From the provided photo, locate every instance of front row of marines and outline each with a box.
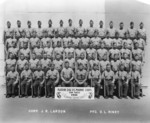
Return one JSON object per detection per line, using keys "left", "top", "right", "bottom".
{"left": 6, "top": 60, "right": 142, "bottom": 99}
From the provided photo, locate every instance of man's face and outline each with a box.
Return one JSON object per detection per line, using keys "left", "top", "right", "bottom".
{"left": 38, "top": 21, "right": 41, "bottom": 27}
{"left": 51, "top": 64, "right": 55, "bottom": 70}
{"left": 38, "top": 65, "right": 41, "bottom": 70}
{"left": 130, "top": 23, "right": 134, "bottom": 28}
{"left": 56, "top": 54, "right": 61, "bottom": 60}
{"left": 99, "top": 21, "right": 103, "bottom": 27}
{"left": 69, "top": 20, "right": 72, "bottom": 26}
{"left": 110, "top": 22, "right": 113, "bottom": 28}
{"left": 101, "top": 43, "right": 105, "bottom": 48}
{"left": 93, "top": 65, "right": 97, "bottom": 70}
{"left": 106, "top": 65, "right": 111, "bottom": 71}
{"left": 65, "top": 62, "right": 69, "bottom": 68}
{"left": 115, "top": 33, "right": 119, "bottom": 38}
{"left": 124, "top": 53, "right": 128, "bottom": 59}
{"left": 120, "top": 23, "right": 124, "bottom": 29}
{"left": 25, "top": 64, "right": 29, "bottom": 70}
{"left": 32, "top": 54, "right": 36, "bottom": 59}
{"left": 37, "top": 41, "right": 41, "bottom": 48}
{"left": 135, "top": 55, "right": 139, "bottom": 61}
{"left": 49, "top": 20, "right": 52, "bottom": 25}
{"left": 60, "top": 21, "right": 63, "bottom": 26}
{"left": 120, "top": 65, "right": 124, "bottom": 71}
{"left": 11, "top": 66, "right": 15, "bottom": 72}
{"left": 20, "top": 54, "right": 24, "bottom": 60}
{"left": 68, "top": 42, "right": 72, "bottom": 48}
{"left": 7, "top": 22, "right": 11, "bottom": 28}
{"left": 103, "top": 55, "right": 107, "bottom": 61}
{"left": 57, "top": 41, "right": 61, "bottom": 47}
{"left": 89, "top": 43, "right": 93, "bottom": 48}
{"left": 90, "top": 21, "right": 93, "bottom": 27}
{"left": 33, "top": 32, "right": 36, "bottom": 37}
{"left": 79, "top": 42, "right": 82, "bottom": 48}
{"left": 43, "top": 32, "right": 46, "bottom": 37}
{"left": 68, "top": 53, "right": 72, "bottom": 59}
{"left": 114, "top": 54, "right": 118, "bottom": 60}
{"left": 140, "top": 23, "right": 143, "bottom": 29}
{"left": 79, "top": 20, "right": 83, "bottom": 26}
{"left": 79, "top": 64, "right": 83, "bottom": 70}
{"left": 80, "top": 53, "right": 84, "bottom": 59}
{"left": 47, "top": 42, "right": 51, "bottom": 47}
{"left": 43, "top": 54, "right": 47, "bottom": 59}
{"left": 23, "top": 43, "right": 28, "bottom": 49}
{"left": 9, "top": 53, "right": 13, "bottom": 59}
{"left": 28, "top": 22, "right": 31, "bottom": 27}
{"left": 126, "top": 33, "right": 129, "bottom": 39}
{"left": 106, "top": 33, "right": 110, "bottom": 38}
{"left": 135, "top": 43, "right": 139, "bottom": 49}
{"left": 17, "top": 21, "right": 21, "bottom": 27}
{"left": 22, "top": 32, "right": 26, "bottom": 37}
{"left": 133, "top": 65, "right": 136, "bottom": 71}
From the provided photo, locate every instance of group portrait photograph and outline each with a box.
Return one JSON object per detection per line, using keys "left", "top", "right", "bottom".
{"left": 0, "top": 0, "right": 150, "bottom": 123}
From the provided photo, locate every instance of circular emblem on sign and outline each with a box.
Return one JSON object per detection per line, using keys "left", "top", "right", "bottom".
{"left": 57, "top": 92, "right": 61, "bottom": 98}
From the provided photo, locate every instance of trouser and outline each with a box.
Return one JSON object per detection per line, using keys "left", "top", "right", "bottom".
{"left": 105, "top": 80, "right": 114, "bottom": 96}
{"left": 118, "top": 79, "right": 128, "bottom": 97}
{"left": 122, "top": 82, "right": 128, "bottom": 97}
{"left": 131, "top": 79, "right": 140, "bottom": 97}
{"left": 62, "top": 81, "right": 73, "bottom": 87}
{"left": 74, "top": 81, "right": 88, "bottom": 87}
{"left": 91, "top": 80, "right": 101, "bottom": 97}
{"left": 33, "top": 79, "right": 44, "bottom": 96}
{"left": 46, "top": 79, "right": 58, "bottom": 96}
{"left": 7, "top": 79, "right": 17, "bottom": 95}
{"left": 20, "top": 80, "right": 31, "bottom": 96}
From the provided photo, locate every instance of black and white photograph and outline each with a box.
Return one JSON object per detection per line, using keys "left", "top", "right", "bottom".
{"left": 0, "top": 0, "right": 150, "bottom": 122}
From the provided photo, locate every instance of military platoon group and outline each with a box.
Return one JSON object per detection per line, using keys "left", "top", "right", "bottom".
{"left": 4, "top": 19, "right": 146, "bottom": 99}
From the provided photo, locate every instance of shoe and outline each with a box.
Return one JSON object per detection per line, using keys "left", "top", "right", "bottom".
{"left": 124, "top": 96, "right": 128, "bottom": 99}
{"left": 46, "top": 95, "right": 50, "bottom": 98}
{"left": 135, "top": 95, "right": 140, "bottom": 99}
{"left": 111, "top": 96, "right": 114, "bottom": 99}
{"left": 19, "top": 95, "right": 23, "bottom": 98}
{"left": 105, "top": 96, "right": 108, "bottom": 99}
{"left": 6, "top": 94, "right": 10, "bottom": 98}
{"left": 32, "top": 95, "right": 36, "bottom": 98}
{"left": 12, "top": 95, "right": 15, "bottom": 98}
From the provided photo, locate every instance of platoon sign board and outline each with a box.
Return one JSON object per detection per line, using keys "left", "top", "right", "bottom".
{"left": 55, "top": 87, "right": 94, "bottom": 100}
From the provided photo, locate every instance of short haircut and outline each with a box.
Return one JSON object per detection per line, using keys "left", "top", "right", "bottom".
{"left": 7, "top": 21, "right": 10, "bottom": 24}
{"left": 68, "top": 19, "right": 72, "bottom": 22}
{"left": 140, "top": 22, "right": 143, "bottom": 25}
{"left": 109, "top": 21, "right": 113, "bottom": 24}
{"left": 130, "top": 21, "right": 134, "bottom": 25}
{"left": 60, "top": 20, "right": 63, "bottom": 23}
{"left": 90, "top": 20, "right": 93, "bottom": 23}
{"left": 38, "top": 20, "right": 41, "bottom": 24}
{"left": 79, "top": 19, "right": 83, "bottom": 22}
